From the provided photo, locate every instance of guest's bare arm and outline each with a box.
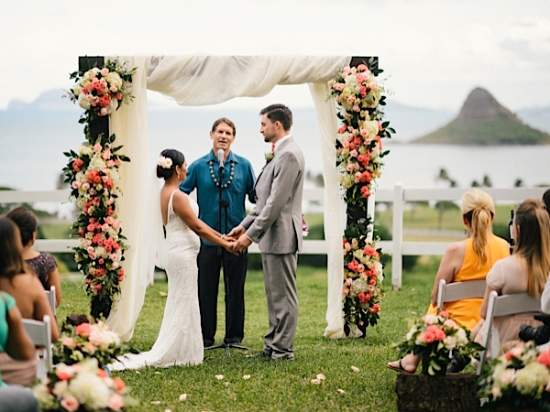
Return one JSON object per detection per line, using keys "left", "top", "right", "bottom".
{"left": 430, "top": 242, "right": 466, "bottom": 306}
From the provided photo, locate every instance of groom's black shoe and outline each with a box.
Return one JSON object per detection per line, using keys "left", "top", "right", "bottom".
{"left": 246, "top": 349, "right": 272, "bottom": 359}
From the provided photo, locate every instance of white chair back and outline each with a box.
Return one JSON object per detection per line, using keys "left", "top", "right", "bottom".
{"left": 44, "top": 286, "right": 56, "bottom": 316}
{"left": 22, "top": 315, "right": 52, "bottom": 381}
{"left": 476, "top": 291, "right": 541, "bottom": 375}
{"left": 436, "top": 279, "right": 487, "bottom": 312}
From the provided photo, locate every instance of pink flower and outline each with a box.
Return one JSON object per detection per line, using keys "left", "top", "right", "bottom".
{"left": 100, "top": 67, "right": 109, "bottom": 76}
{"left": 338, "top": 125, "right": 347, "bottom": 134}
{"left": 82, "top": 182, "right": 90, "bottom": 191}
{"left": 538, "top": 352, "right": 550, "bottom": 367}
{"left": 352, "top": 105, "right": 360, "bottom": 112}
{"left": 60, "top": 395, "right": 79, "bottom": 412}
{"left": 93, "top": 143, "right": 102, "bottom": 152}
{"left": 75, "top": 323, "right": 91, "bottom": 337}
{"left": 424, "top": 325, "right": 446, "bottom": 343}
{"left": 349, "top": 149, "right": 358, "bottom": 158}
{"left": 113, "top": 377, "right": 126, "bottom": 393}
{"left": 107, "top": 394, "right": 125, "bottom": 411}
{"left": 443, "top": 319, "right": 457, "bottom": 328}
{"left": 357, "top": 264, "right": 365, "bottom": 272}
{"left": 360, "top": 186, "right": 370, "bottom": 198}
{"left": 72, "top": 181, "right": 81, "bottom": 189}
{"left": 55, "top": 369, "right": 73, "bottom": 381}
{"left": 88, "top": 330, "right": 104, "bottom": 346}
{"left": 102, "top": 149, "right": 111, "bottom": 160}
{"left": 347, "top": 260, "right": 360, "bottom": 272}
{"left": 62, "top": 337, "right": 76, "bottom": 348}
{"left": 357, "top": 64, "right": 368, "bottom": 72}
{"left": 93, "top": 284, "right": 102, "bottom": 291}
{"left": 439, "top": 311, "right": 450, "bottom": 318}
{"left": 345, "top": 278, "right": 353, "bottom": 287}
{"left": 102, "top": 223, "right": 110, "bottom": 232}
{"left": 370, "top": 303, "right": 380, "bottom": 314}
{"left": 342, "top": 287, "right": 350, "bottom": 296}
{"left": 110, "top": 85, "right": 117, "bottom": 93}
{"left": 363, "top": 245, "right": 379, "bottom": 257}
{"left": 358, "top": 292, "right": 371, "bottom": 304}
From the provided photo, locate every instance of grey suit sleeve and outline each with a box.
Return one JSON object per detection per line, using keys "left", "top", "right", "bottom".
{"left": 245, "top": 151, "right": 300, "bottom": 243}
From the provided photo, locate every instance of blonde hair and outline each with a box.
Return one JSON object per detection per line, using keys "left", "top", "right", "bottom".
{"left": 461, "top": 189, "right": 495, "bottom": 266}
{"left": 514, "top": 199, "right": 550, "bottom": 298}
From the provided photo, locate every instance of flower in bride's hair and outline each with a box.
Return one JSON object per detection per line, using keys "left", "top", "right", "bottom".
{"left": 157, "top": 156, "right": 173, "bottom": 169}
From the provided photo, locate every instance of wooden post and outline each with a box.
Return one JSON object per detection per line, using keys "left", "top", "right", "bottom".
{"left": 78, "top": 56, "right": 109, "bottom": 141}
{"left": 392, "top": 182, "right": 404, "bottom": 290}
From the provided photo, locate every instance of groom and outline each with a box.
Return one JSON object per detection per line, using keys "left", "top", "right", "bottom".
{"left": 231, "top": 104, "right": 305, "bottom": 361}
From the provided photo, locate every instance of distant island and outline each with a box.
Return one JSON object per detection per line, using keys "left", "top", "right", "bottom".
{"left": 413, "top": 87, "right": 550, "bottom": 145}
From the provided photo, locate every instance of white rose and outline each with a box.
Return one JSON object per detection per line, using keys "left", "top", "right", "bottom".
{"left": 105, "top": 72, "right": 123, "bottom": 90}
{"left": 32, "top": 383, "right": 57, "bottom": 410}
{"left": 515, "top": 362, "right": 550, "bottom": 395}
{"left": 78, "top": 93, "right": 91, "bottom": 110}
{"left": 69, "top": 372, "right": 110, "bottom": 409}
{"left": 405, "top": 324, "right": 418, "bottom": 342}
{"left": 79, "top": 144, "right": 94, "bottom": 157}
{"left": 53, "top": 380, "right": 69, "bottom": 397}
{"left": 96, "top": 246, "right": 109, "bottom": 259}
{"left": 89, "top": 154, "right": 107, "bottom": 171}
{"left": 73, "top": 85, "right": 82, "bottom": 96}
{"left": 110, "top": 97, "right": 119, "bottom": 112}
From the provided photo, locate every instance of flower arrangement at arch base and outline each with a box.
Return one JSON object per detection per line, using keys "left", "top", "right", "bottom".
{"left": 64, "top": 59, "right": 136, "bottom": 319}
{"left": 478, "top": 341, "right": 550, "bottom": 411}
{"left": 327, "top": 60, "right": 395, "bottom": 336}
{"left": 395, "top": 311, "right": 483, "bottom": 376}
{"left": 32, "top": 358, "right": 137, "bottom": 412}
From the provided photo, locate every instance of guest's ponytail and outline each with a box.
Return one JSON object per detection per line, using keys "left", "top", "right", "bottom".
{"left": 461, "top": 189, "right": 495, "bottom": 266}
{"left": 515, "top": 199, "right": 550, "bottom": 298}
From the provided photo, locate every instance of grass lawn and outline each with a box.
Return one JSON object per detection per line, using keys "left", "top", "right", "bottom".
{"left": 58, "top": 258, "right": 443, "bottom": 412}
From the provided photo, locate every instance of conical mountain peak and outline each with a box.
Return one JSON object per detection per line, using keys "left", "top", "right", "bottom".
{"left": 456, "top": 87, "right": 521, "bottom": 125}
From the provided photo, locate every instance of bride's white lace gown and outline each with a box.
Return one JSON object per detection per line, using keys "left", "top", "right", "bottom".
{"left": 111, "top": 191, "right": 203, "bottom": 370}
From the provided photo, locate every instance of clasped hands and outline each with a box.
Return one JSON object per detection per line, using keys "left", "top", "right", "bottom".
{"left": 224, "top": 226, "right": 251, "bottom": 254}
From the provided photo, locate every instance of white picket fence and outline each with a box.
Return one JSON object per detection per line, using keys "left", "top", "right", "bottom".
{"left": 1, "top": 185, "right": 546, "bottom": 289}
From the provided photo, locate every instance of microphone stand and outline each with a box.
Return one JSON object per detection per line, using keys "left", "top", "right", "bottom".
{"left": 205, "top": 157, "right": 248, "bottom": 356}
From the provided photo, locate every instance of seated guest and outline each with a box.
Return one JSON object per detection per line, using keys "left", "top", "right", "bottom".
{"left": 0, "top": 217, "right": 59, "bottom": 386}
{"left": 7, "top": 206, "right": 62, "bottom": 306}
{"left": 543, "top": 188, "right": 550, "bottom": 218}
{"left": 0, "top": 290, "right": 38, "bottom": 412}
{"left": 474, "top": 198, "right": 550, "bottom": 349}
{"left": 387, "top": 189, "right": 509, "bottom": 373}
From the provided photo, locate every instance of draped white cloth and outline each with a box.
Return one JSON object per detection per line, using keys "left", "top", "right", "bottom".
{"left": 105, "top": 55, "right": 351, "bottom": 340}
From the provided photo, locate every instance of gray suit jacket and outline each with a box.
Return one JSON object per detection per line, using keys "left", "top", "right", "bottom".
{"left": 241, "top": 137, "right": 305, "bottom": 254}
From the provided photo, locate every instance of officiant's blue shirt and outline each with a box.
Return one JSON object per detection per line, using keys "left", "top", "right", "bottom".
{"left": 180, "top": 150, "right": 256, "bottom": 246}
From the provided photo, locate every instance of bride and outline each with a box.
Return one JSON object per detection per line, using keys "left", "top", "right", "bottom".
{"left": 111, "top": 149, "right": 236, "bottom": 370}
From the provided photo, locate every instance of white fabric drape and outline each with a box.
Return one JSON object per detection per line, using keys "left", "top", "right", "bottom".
{"left": 105, "top": 56, "right": 152, "bottom": 341}
{"left": 106, "top": 55, "right": 351, "bottom": 340}
{"left": 308, "top": 83, "right": 347, "bottom": 339}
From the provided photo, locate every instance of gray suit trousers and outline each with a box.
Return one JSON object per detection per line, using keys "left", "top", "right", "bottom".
{"left": 261, "top": 252, "right": 298, "bottom": 358}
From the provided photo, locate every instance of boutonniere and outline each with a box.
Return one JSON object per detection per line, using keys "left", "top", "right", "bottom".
{"left": 265, "top": 151, "right": 274, "bottom": 163}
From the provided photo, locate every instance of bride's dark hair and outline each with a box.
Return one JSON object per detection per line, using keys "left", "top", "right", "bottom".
{"left": 156, "top": 149, "right": 185, "bottom": 180}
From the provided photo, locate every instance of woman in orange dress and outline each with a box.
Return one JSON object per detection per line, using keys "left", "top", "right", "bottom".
{"left": 387, "top": 188, "right": 509, "bottom": 373}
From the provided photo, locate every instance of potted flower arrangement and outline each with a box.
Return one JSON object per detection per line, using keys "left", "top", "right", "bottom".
{"left": 396, "top": 311, "right": 483, "bottom": 376}
{"left": 478, "top": 341, "right": 550, "bottom": 411}
{"left": 53, "top": 319, "right": 125, "bottom": 368}
{"left": 32, "top": 358, "right": 137, "bottom": 411}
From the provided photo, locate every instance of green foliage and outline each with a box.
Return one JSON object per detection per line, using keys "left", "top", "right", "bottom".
{"left": 416, "top": 119, "right": 550, "bottom": 145}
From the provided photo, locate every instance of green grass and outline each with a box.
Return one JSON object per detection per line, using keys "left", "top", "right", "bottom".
{"left": 58, "top": 260, "right": 441, "bottom": 412}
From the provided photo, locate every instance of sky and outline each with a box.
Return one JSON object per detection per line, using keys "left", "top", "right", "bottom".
{"left": 1, "top": 0, "right": 550, "bottom": 113}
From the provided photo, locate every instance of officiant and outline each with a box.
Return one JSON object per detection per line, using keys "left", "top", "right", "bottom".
{"left": 180, "top": 118, "right": 256, "bottom": 348}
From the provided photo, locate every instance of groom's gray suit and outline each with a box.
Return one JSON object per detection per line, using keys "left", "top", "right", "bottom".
{"left": 240, "top": 136, "right": 305, "bottom": 359}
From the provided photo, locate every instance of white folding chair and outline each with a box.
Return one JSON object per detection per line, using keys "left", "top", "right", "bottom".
{"left": 44, "top": 285, "right": 56, "bottom": 316}
{"left": 22, "top": 315, "right": 52, "bottom": 381}
{"left": 436, "top": 279, "right": 487, "bottom": 312}
{"left": 476, "top": 291, "right": 541, "bottom": 375}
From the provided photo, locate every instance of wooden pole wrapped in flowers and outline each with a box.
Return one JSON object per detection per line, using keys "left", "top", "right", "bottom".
{"left": 63, "top": 58, "right": 136, "bottom": 320}
{"left": 327, "top": 59, "right": 394, "bottom": 337}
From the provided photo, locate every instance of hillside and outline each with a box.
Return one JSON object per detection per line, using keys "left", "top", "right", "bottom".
{"left": 414, "top": 88, "right": 550, "bottom": 145}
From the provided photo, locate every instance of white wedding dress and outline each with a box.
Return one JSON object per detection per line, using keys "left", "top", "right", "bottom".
{"left": 111, "top": 191, "right": 203, "bottom": 370}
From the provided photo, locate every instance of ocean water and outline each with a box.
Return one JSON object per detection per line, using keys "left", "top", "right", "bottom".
{"left": 1, "top": 109, "right": 549, "bottom": 195}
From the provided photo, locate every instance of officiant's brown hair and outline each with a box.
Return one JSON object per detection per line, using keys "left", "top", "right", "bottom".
{"left": 211, "top": 118, "right": 236, "bottom": 137}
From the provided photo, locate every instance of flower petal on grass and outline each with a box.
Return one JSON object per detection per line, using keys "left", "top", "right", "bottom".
{"left": 243, "top": 375, "right": 251, "bottom": 380}
{"left": 351, "top": 366, "right": 360, "bottom": 373}
{"left": 150, "top": 401, "right": 161, "bottom": 405}
{"left": 310, "top": 378, "right": 321, "bottom": 384}
{"left": 179, "top": 394, "right": 187, "bottom": 401}
{"left": 215, "top": 374, "right": 224, "bottom": 380}
{"left": 155, "top": 371, "right": 161, "bottom": 375}
{"left": 159, "top": 291, "right": 168, "bottom": 297}
{"left": 224, "top": 382, "right": 230, "bottom": 386}
{"left": 338, "top": 389, "right": 346, "bottom": 394}
{"left": 316, "top": 374, "right": 326, "bottom": 380}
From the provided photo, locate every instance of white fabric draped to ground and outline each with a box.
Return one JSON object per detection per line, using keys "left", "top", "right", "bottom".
{"left": 105, "top": 55, "right": 352, "bottom": 341}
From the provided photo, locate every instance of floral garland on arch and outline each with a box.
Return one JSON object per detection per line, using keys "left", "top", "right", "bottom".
{"left": 328, "top": 60, "right": 395, "bottom": 336}
{"left": 63, "top": 59, "right": 136, "bottom": 320}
